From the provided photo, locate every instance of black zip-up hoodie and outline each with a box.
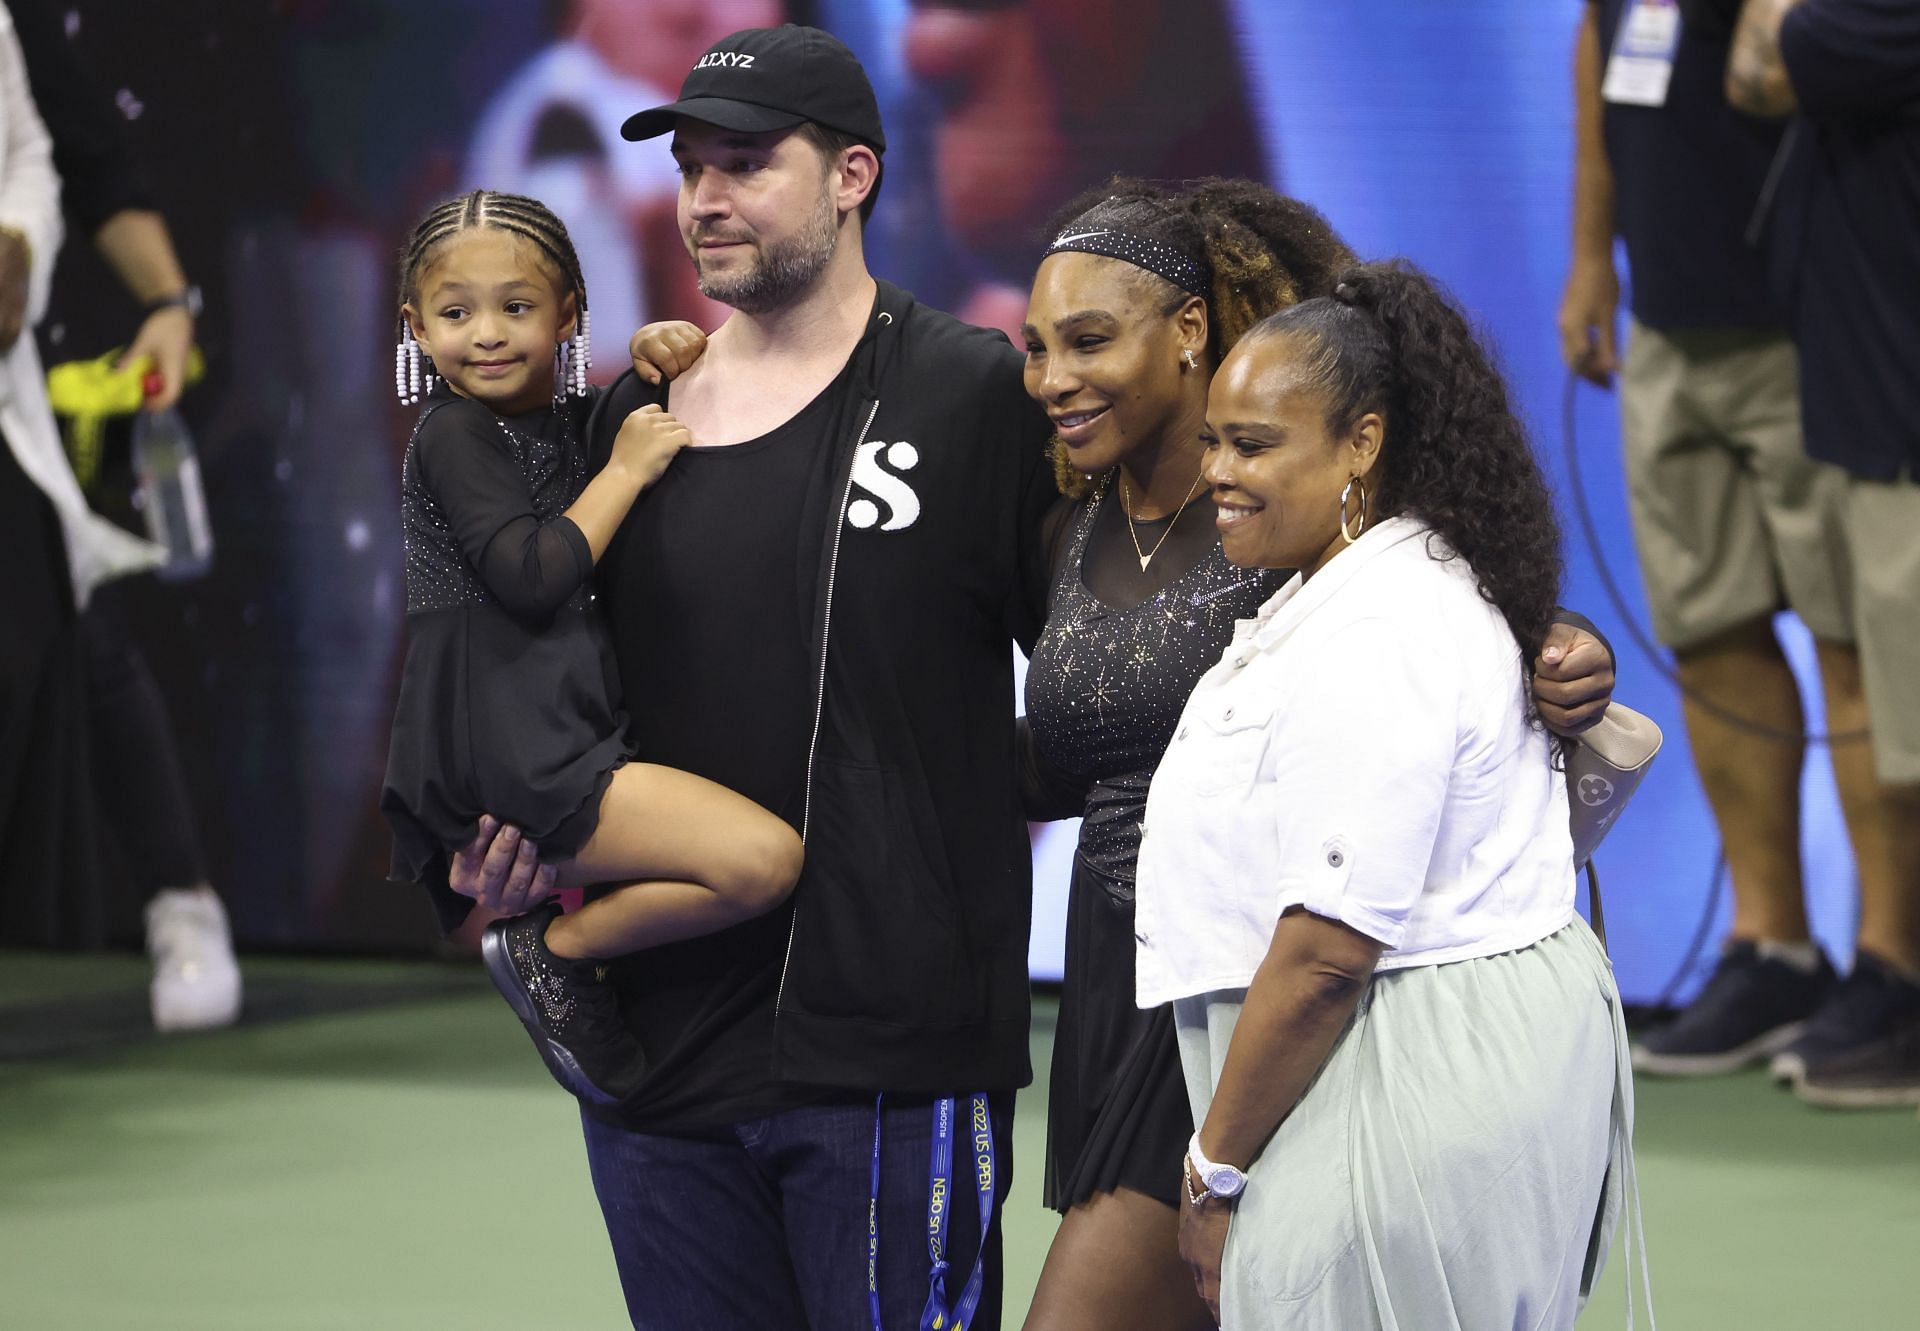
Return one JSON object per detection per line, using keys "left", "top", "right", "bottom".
{"left": 587, "top": 280, "right": 1058, "bottom": 1100}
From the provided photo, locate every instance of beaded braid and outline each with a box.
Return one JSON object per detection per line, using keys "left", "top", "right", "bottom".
{"left": 393, "top": 189, "right": 593, "bottom": 405}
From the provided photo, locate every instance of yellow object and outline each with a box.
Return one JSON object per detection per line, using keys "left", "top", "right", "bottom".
{"left": 46, "top": 345, "right": 205, "bottom": 491}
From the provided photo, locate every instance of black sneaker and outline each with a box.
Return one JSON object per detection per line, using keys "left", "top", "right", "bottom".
{"left": 1782, "top": 952, "right": 1920, "bottom": 1109}
{"left": 481, "top": 903, "right": 645, "bottom": 1105}
{"left": 1632, "top": 940, "right": 1836, "bottom": 1077}
{"left": 1771, "top": 950, "right": 1919, "bottom": 1083}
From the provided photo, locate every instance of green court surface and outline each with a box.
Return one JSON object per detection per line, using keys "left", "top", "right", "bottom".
{"left": 2, "top": 953, "right": 1915, "bottom": 1329}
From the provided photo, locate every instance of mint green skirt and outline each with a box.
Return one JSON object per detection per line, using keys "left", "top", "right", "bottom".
{"left": 1174, "top": 919, "right": 1652, "bottom": 1330}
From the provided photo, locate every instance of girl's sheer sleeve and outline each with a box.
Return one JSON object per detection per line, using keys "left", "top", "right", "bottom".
{"left": 416, "top": 405, "right": 593, "bottom": 620}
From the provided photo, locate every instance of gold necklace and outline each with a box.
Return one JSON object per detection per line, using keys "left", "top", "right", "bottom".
{"left": 1119, "top": 471, "right": 1207, "bottom": 572}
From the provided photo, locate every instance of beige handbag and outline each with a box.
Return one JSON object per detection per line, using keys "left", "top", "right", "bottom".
{"left": 1565, "top": 703, "right": 1664, "bottom": 948}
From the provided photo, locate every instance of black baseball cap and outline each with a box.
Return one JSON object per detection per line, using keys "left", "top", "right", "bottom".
{"left": 620, "top": 25, "right": 886, "bottom": 154}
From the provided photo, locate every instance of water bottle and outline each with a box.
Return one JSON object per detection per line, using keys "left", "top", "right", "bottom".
{"left": 130, "top": 372, "right": 214, "bottom": 581}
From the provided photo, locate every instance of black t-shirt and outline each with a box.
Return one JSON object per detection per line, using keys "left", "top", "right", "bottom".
{"left": 10, "top": 0, "right": 157, "bottom": 233}
{"left": 1594, "top": 0, "right": 1786, "bottom": 330}
{"left": 590, "top": 372, "right": 842, "bottom": 1131}
{"left": 1774, "top": 0, "right": 1920, "bottom": 477}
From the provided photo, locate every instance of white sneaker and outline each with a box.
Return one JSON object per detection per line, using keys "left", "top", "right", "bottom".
{"left": 145, "top": 886, "right": 242, "bottom": 1032}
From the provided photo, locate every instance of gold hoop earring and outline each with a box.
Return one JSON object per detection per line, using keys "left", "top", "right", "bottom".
{"left": 1181, "top": 349, "right": 1198, "bottom": 371}
{"left": 1340, "top": 476, "right": 1368, "bottom": 544}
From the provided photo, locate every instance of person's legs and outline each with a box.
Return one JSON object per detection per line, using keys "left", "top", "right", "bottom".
{"left": 578, "top": 1109, "right": 810, "bottom": 1331}
{"left": 1817, "top": 641, "right": 1920, "bottom": 976}
{"left": 762, "top": 1093, "right": 1012, "bottom": 1331}
{"left": 80, "top": 581, "right": 209, "bottom": 893}
{"left": 0, "top": 436, "right": 106, "bottom": 947}
{"left": 1673, "top": 618, "right": 1810, "bottom": 940}
{"left": 79, "top": 580, "right": 241, "bottom": 1031}
{"left": 547, "top": 761, "right": 804, "bottom": 958}
{"left": 1622, "top": 325, "right": 1817, "bottom": 943}
{"left": 1836, "top": 477, "right": 1920, "bottom": 974}
{"left": 1786, "top": 478, "right": 1920, "bottom": 1106}
{"left": 1620, "top": 326, "right": 1841, "bottom": 1075}
{"left": 1023, "top": 1187, "right": 1212, "bottom": 1331}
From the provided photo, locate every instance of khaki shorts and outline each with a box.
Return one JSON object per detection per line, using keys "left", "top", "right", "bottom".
{"left": 1844, "top": 475, "right": 1920, "bottom": 785}
{"left": 1621, "top": 321, "right": 1853, "bottom": 649}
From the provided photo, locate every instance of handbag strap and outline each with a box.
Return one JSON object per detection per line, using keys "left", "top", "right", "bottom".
{"left": 1586, "top": 860, "right": 1608, "bottom": 955}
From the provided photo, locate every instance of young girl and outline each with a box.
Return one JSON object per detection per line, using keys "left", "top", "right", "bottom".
{"left": 381, "top": 190, "right": 803, "bottom": 1105}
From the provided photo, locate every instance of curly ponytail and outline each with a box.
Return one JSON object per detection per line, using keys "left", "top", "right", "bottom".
{"left": 1245, "top": 261, "right": 1563, "bottom": 663}
{"left": 1184, "top": 179, "right": 1354, "bottom": 354}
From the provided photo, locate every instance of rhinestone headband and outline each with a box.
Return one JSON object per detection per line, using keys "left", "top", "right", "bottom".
{"left": 1043, "top": 225, "right": 1209, "bottom": 299}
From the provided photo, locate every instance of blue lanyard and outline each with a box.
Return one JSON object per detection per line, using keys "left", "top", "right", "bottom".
{"left": 867, "top": 1094, "right": 998, "bottom": 1331}
{"left": 869, "top": 1094, "right": 885, "bottom": 1331}
{"left": 921, "top": 1094, "right": 995, "bottom": 1331}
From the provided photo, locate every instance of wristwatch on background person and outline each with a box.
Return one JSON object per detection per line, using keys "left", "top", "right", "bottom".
{"left": 1184, "top": 1131, "right": 1247, "bottom": 1206}
{"left": 144, "top": 284, "right": 202, "bottom": 319}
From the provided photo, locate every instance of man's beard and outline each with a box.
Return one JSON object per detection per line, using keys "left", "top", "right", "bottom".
{"left": 694, "top": 188, "right": 839, "bottom": 314}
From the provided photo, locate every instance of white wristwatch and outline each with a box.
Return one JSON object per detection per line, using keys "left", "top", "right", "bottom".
{"left": 1184, "top": 1131, "right": 1247, "bottom": 1205}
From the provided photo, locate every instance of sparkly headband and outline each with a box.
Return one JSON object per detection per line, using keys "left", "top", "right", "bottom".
{"left": 1043, "top": 225, "right": 1209, "bottom": 299}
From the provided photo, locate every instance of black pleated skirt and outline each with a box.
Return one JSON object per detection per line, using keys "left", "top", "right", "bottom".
{"left": 1043, "top": 853, "right": 1195, "bottom": 1213}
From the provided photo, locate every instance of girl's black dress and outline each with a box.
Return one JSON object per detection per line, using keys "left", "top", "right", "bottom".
{"left": 1023, "top": 477, "right": 1284, "bottom": 1210}
{"left": 381, "top": 385, "right": 630, "bottom": 899}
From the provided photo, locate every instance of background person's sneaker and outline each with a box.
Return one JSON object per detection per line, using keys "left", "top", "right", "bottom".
{"left": 1632, "top": 940, "right": 1834, "bottom": 1077}
{"left": 481, "top": 903, "right": 644, "bottom": 1105}
{"left": 145, "top": 886, "right": 243, "bottom": 1033}
{"left": 1781, "top": 953, "right": 1920, "bottom": 1108}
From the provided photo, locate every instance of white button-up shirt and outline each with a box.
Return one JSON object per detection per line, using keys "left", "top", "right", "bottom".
{"left": 1135, "top": 516, "right": 1574, "bottom": 1008}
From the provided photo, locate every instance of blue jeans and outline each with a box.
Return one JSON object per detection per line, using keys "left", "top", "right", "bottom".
{"left": 581, "top": 1093, "right": 1013, "bottom": 1331}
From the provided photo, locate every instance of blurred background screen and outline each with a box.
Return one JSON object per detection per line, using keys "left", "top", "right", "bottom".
{"left": 34, "top": 0, "right": 1855, "bottom": 1002}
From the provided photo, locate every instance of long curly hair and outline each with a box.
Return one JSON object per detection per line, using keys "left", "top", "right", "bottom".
{"left": 1244, "top": 261, "right": 1563, "bottom": 664}
{"left": 1039, "top": 177, "right": 1357, "bottom": 496}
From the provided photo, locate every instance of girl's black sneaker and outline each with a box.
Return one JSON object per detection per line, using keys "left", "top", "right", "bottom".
{"left": 481, "top": 902, "right": 645, "bottom": 1105}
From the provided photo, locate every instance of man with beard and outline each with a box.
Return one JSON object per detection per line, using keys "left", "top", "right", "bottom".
{"left": 449, "top": 25, "right": 1057, "bottom": 1330}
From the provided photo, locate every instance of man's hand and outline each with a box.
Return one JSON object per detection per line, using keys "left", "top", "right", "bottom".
{"left": 117, "top": 307, "right": 195, "bottom": 410}
{"left": 1533, "top": 623, "right": 1616, "bottom": 735}
{"left": 630, "top": 320, "right": 708, "bottom": 385}
{"left": 1177, "top": 1183, "right": 1232, "bottom": 1326}
{"left": 449, "top": 814, "right": 557, "bottom": 916}
{"left": 0, "top": 228, "right": 29, "bottom": 354}
{"left": 1557, "top": 257, "right": 1620, "bottom": 388}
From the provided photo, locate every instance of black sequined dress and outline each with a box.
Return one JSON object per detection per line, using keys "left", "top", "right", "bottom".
{"left": 381, "top": 386, "right": 631, "bottom": 897}
{"left": 1024, "top": 476, "right": 1284, "bottom": 1211}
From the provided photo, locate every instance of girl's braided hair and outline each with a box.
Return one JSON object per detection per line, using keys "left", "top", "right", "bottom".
{"left": 397, "top": 189, "right": 588, "bottom": 318}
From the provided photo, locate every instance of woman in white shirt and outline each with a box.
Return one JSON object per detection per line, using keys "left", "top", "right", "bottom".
{"left": 1135, "top": 261, "right": 1646, "bottom": 1329}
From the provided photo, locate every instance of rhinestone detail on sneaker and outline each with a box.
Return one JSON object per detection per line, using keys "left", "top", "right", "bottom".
{"left": 506, "top": 924, "right": 576, "bottom": 1028}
